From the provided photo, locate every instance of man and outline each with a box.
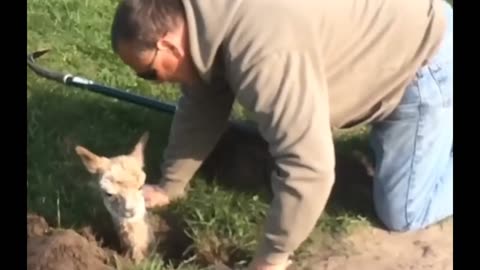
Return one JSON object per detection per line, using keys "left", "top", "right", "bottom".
{"left": 110, "top": 0, "right": 453, "bottom": 269}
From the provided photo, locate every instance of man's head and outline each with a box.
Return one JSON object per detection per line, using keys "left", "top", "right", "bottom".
{"left": 111, "top": 0, "right": 196, "bottom": 84}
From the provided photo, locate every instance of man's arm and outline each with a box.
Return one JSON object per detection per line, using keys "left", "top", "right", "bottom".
{"left": 158, "top": 81, "right": 235, "bottom": 199}
{"left": 231, "top": 51, "right": 336, "bottom": 265}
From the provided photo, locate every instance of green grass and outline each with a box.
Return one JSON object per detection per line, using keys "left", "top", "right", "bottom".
{"left": 27, "top": 0, "right": 375, "bottom": 269}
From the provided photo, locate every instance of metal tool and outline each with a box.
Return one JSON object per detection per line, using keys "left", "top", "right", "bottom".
{"left": 27, "top": 49, "right": 259, "bottom": 136}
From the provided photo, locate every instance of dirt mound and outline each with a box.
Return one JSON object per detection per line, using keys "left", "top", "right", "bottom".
{"left": 27, "top": 213, "right": 114, "bottom": 270}
{"left": 26, "top": 212, "right": 193, "bottom": 270}
{"left": 27, "top": 213, "right": 50, "bottom": 238}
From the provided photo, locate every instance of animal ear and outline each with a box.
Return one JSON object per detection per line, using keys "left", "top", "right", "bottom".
{"left": 130, "top": 131, "right": 149, "bottom": 166}
{"left": 75, "top": 145, "right": 110, "bottom": 174}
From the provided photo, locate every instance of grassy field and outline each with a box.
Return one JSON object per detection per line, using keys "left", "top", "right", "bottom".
{"left": 27, "top": 0, "right": 376, "bottom": 269}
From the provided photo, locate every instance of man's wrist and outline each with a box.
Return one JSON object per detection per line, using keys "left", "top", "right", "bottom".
{"left": 254, "top": 241, "right": 291, "bottom": 266}
{"left": 151, "top": 184, "right": 169, "bottom": 195}
{"left": 157, "top": 179, "right": 187, "bottom": 200}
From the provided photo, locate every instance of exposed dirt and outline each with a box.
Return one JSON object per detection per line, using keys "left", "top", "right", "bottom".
{"left": 27, "top": 212, "right": 192, "bottom": 270}
{"left": 27, "top": 189, "right": 452, "bottom": 270}
{"left": 27, "top": 213, "right": 114, "bottom": 270}
{"left": 292, "top": 219, "right": 453, "bottom": 270}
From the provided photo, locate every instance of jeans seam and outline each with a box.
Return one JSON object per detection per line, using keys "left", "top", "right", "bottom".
{"left": 404, "top": 84, "right": 424, "bottom": 229}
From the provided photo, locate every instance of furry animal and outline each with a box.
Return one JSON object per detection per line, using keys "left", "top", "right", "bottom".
{"left": 75, "top": 132, "right": 154, "bottom": 263}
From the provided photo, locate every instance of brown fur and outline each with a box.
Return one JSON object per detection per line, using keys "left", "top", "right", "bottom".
{"left": 75, "top": 132, "right": 154, "bottom": 263}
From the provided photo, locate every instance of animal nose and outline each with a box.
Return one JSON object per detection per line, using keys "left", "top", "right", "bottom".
{"left": 125, "top": 209, "right": 135, "bottom": 217}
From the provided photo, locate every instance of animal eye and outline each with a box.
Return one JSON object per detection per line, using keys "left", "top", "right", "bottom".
{"left": 103, "top": 191, "right": 113, "bottom": 197}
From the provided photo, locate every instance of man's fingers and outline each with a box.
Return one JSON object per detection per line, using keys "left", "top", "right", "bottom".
{"left": 142, "top": 185, "right": 171, "bottom": 209}
{"left": 144, "top": 197, "right": 153, "bottom": 208}
{"left": 143, "top": 190, "right": 154, "bottom": 208}
{"left": 142, "top": 187, "right": 151, "bottom": 197}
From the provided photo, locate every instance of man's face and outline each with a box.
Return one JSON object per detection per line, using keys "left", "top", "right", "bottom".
{"left": 116, "top": 40, "right": 181, "bottom": 84}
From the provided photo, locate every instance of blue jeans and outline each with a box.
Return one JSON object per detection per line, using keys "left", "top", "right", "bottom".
{"left": 369, "top": 1, "right": 453, "bottom": 231}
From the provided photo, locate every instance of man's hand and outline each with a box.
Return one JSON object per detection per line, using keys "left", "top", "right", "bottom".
{"left": 142, "top": 184, "right": 170, "bottom": 208}
{"left": 248, "top": 258, "right": 292, "bottom": 270}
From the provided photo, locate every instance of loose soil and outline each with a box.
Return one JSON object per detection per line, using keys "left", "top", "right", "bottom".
{"left": 292, "top": 218, "right": 453, "bottom": 270}
{"left": 27, "top": 213, "right": 114, "bottom": 270}
{"left": 27, "top": 212, "right": 452, "bottom": 270}
{"left": 27, "top": 212, "right": 192, "bottom": 270}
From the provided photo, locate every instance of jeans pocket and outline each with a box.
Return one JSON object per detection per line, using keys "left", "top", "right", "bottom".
{"left": 428, "top": 61, "right": 453, "bottom": 108}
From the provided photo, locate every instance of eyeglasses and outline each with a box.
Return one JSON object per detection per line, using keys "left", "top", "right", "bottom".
{"left": 136, "top": 69, "right": 158, "bottom": 81}
{"left": 136, "top": 48, "right": 159, "bottom": 81}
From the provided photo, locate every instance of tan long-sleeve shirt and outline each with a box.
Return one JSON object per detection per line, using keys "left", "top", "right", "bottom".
{"left": 158, "top": 0, "right": 448, "bottom": 264}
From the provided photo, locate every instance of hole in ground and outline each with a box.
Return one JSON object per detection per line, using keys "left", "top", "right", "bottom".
{"left": 81, "top": 209, "right": 194, "bottom": 265}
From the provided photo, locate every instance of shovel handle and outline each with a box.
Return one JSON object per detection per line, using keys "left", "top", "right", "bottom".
{"left": 26, "top": 49, "right": 260, "bottom": 136}
{"left": 27, "top": 49, "right": 178, "bottom": 114}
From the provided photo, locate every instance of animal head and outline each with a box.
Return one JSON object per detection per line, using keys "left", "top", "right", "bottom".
{"left": 75, "top": 132, "right": 150, "bottom": 221}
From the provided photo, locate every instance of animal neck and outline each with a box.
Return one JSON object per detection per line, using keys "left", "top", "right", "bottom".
{"left": 103, "top": 201, "right": 154, "bottom": 258}
{"left": 114, "top": 208, "right": 149, "bottom": 227}
{"left": 111, "top": 207, "right": 154, "bottom": 250}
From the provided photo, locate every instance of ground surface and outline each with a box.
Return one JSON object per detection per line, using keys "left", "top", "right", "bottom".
{"left": 27, "top": 211, "right": 452, "bottom": 270}
{"left": 27, "top": 213, "right": 114, "bottom": 270}
{"left": 27, "top": 0, "right": 453, "bottom": 269}
{"left": 293, "top": 219, "right": 453, "bottom": 270}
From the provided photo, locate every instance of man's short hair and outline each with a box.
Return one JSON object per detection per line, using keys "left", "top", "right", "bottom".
{"left": 111, "top": 0, "right": 185, "bottom": 53}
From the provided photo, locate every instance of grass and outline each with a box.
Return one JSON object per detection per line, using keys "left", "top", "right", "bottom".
{"left": 27, "top": 0, "right": 376, "bottom": 268}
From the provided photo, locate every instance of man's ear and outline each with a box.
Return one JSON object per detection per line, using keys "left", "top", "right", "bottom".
{"left": 156, "top": 33, "right": 184, "bottom": 59}
{"left": 130, "top": 131, "right": 149, "bottom": 166}
{"left": 75, "top": 145, "right": 110, "bottom": 174}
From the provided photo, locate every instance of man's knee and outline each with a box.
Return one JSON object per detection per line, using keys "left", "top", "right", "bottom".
{"left": 374, "top": 195, "right": 433, "bottom": 232}
{"left": 375, "top": 207, "right": 427, "bottom": 232}
{"left": 373, "top": 156, "right": 453, "bottom": 233}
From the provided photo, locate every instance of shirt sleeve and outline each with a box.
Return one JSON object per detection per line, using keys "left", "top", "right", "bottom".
{"left": 158, "top": 81, "right": 235, "bottom": 199}
{"left": 231, "top": 51, "right": 336, "bottom": 265}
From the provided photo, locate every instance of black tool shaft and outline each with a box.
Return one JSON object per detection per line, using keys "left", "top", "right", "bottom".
{"left": 62, "top": 74, "right": 177, "bottom": 114}
{"left": 27, "top": 49, "right": 176, "bottom": 114}
{"left": 27, "top": 49, "right": 260, "bottom": 136}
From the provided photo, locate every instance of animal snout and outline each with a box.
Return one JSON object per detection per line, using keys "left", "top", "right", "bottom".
{"left": 125, "top": 208, "right": 136, "bottom": 217}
